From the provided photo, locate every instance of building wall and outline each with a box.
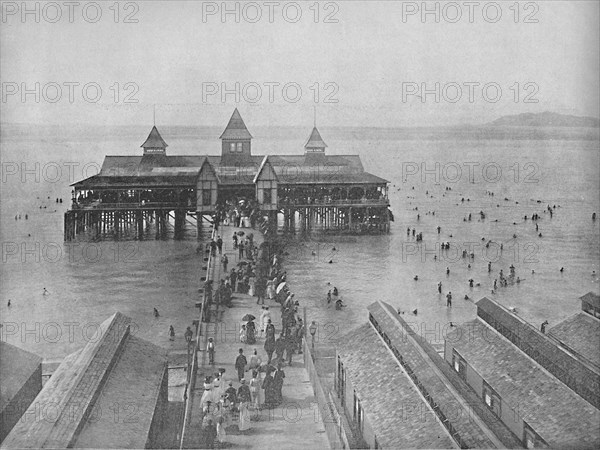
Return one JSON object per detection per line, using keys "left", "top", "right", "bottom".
{"left": 0, "top": 363, "right": 42, "bottom": 443}
{"left": 477, "top": 305, "right": 600, "bottom": 409}
{"left": 221, "top": 140, "right": 251, "bottom": 159}
{"left": 146, "top": 364, "right": 169, "bottom": 449}
{"left": 336, "top": 358, "right": 376, "bottom": 449}
{"left": 256, "top": 180, "right": 278, "bottom": 210}
{"left": 445, "top": 341, "right": 526, "bottom": 446}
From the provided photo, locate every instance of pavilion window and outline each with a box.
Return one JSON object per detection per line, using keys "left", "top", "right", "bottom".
{"left": 237, "top": 142, "right": 243, "bottom": 152}
{"left": 202, "top": 189, "right": 212, "bottom": 206}
{"left": 452, "top": 349, "right": 467, "bottom": 380}
{"left": 230, "top": 143, "right": 236, "bottom": 153}
{"left": 263, "top": 188, "right": 272, "bottom": 204}
{"left": 482, "top": 381, "right": 501, "bottom": 418}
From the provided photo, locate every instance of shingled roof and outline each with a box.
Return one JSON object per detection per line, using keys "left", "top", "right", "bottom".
{"left": 548, "top": 312, "right": 600, "bottom": 369}
{"left": 304, "top": 126, "right": 328, "bottom": 149}
{"left": 447, "top": 318, "right": 600, "bottom": 448}
{"left": 337, "top": 324, "right": 454, "bottom": 449}
{"left": 2, "top": 312, "right": 168, "bottom": 449}
{"left": 140, "top": 125, "right": 168, "bottom": 148}
{"left": 219, "top": 108, "right": 252, "bottom": 140}
{"left": 367, "top": 301, "right": 511, "bottom": 449}
{"left": 581, "top": 292, "right": 600, "bottom": 309}
{"left": 0, "top": 342, "right": 42, "bottom": 415}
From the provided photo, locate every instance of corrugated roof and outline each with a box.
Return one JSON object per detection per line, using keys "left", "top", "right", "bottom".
{"left": 0, "top": 342, "right": 41, "bottom": 414}
{"left": 448, "top": 318, "right": 600, "bottom": 448}
{"left": 2, "top": 312, "right": 168, "bottom": 449}
{"left": 548, "top": 312, "right": 600, "bottom": 369}
{"left": 219, "top": 108, "right": 252, "bottom": 140}
{"left": 140, "top": 126, "right": 168, "bottom": 148}
{"left": 304, "top": 126, "right": 328, "bottom": 149}
{"left": 337, "top": 324, "right": 454, "bottom": 449}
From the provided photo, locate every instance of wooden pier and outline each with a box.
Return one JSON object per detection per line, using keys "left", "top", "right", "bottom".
{"left": 66, "top": 109, "right": 392, "bottom": 241}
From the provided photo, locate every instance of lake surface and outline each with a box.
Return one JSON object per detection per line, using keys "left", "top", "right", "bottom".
{"left": 1, "top": 125, "right": 598, "bottom": 358}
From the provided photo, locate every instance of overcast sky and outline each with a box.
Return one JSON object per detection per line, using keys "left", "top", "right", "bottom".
{"left": 1, "top": 1, "right": 598, "bottom": 127}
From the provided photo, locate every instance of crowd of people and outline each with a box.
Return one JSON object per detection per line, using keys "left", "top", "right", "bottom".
{"left": 197, "top": 224, "right": 307, "bottom": 448}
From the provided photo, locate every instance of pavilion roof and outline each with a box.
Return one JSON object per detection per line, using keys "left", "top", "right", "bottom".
{"left": 140, "top": 126, "right": 168, "bottom": 148}
{"left": 219, "top": 108, "right": 252, "bottom": 140}
{"left": 304, "top": 126, "right": 328, "bottom": 149}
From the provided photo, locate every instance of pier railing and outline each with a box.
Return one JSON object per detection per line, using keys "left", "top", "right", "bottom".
{"left": 304, "top": 339, "right": 352, "bottom": 450}
{"left": 71, "top": 201, "right": 194, "bottom": 210}
{"left": 279, "top": 198, "right": 389, "bottom": 208}
{"left": 179, "top": 222, "right": 216, "bottom": 449}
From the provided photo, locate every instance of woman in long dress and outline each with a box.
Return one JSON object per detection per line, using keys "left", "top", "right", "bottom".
{"left": 249, "top": 370, "right": 262, "bottom": 410}
{"left": 246, "top": 320, "right": 256, "bottom": 345}
{"left": 266, "top": 278, "right": 275, "bottom": 300}
{"left": 248, "top": 274, "right": 256, "bottom": 296}
{"left": 237, "top": 380, "right": 251, "bottom": 432}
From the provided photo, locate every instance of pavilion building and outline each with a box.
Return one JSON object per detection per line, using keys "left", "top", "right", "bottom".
{"left": 66, "top": 109, "right": 391, "bottom": 240}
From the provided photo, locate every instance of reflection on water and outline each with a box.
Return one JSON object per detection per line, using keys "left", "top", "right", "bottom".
{"left": 1, "top": 129, "right": 598, "bottom": 358}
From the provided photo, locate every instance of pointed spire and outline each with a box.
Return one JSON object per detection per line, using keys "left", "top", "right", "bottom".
{"left": 141, "top": 125, "right": 168, "bottom": 154}
{"left": 304, "top": 126, "right": 327, "bottom": 151}
{"left": 220, "top": 108, "right": 252, "bottom": 140}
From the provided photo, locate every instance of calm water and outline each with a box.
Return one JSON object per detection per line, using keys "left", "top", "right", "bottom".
{"left": 1, "top": 125, "right": 599, "bottom": 358}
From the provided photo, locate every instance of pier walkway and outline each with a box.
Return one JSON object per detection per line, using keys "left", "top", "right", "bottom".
{"left": 184, "top": 224, "right": 330, "bottom": 449}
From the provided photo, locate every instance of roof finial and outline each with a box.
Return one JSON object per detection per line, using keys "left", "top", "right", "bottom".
{"left": 153, "top": 104, "right": 156, "bottom": 126}
{"left": 313, "top": 105, "right": 317, "bottom": 127}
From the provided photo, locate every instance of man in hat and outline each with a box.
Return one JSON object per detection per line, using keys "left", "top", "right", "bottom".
{"left": 235, "top": 348, "right": 247, "bottom": 382}
{"left": 224, "top": 381, "right": 237, "bottom": 410}
{"left": 207, "top": 337, "right": 216, "bottom": 365}
{"left": 295, "top": 318, "right": 305, "bottom": 354}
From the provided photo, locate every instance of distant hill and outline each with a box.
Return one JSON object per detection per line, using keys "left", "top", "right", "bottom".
{"left": 489, "top": 112, "right": 599, "bottom": 127}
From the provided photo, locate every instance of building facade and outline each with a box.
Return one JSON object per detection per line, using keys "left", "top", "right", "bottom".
{"left": 444, "top": 297, "right": 600, "bottom": 449}
{"left": 67, "top": 109, "right": 391, "bottom": 240}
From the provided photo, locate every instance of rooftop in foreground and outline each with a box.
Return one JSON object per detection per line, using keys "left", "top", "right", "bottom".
{"left": 1, "top": 312, "right": 168, "bottom": 449}
{"left": 337, "top": 323, "right": 455, "bottom": 449}
{"left": 548, "top": 311, "right": 600, "bottom": 369}
{"left": 447, "top": 317, "right": 600, "bottom": 448}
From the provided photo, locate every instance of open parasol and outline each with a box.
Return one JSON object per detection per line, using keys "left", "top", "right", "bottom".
{"left": 242, "top": 314, "right": 256, "bottom": 322}
{"left": 276, "top": 282, "right": 287, "bottom": 294}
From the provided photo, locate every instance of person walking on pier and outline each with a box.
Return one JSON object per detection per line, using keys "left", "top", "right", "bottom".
{"left": 237, "top": 379, "right": 251, "bottom": 432}
{"left": 235, "top": 348, "right": 247, "bottom": 382}
{"left": 260, "top": 307, "right": 271, "bottom": 337}
{"left": 437, "top": 282, "right": 442, "bottom": 294}
{"left": 250, "top": 370, "right": 262, "bottom": 410}
{"left": 222, "top": 254, "right": 228, "bottom": 272}
{"left": 285, "top": 332, "right": 296, "bottom": 366}
{"left": 296, "top": 318, "right": 305, "bottom": 354}
{"left": 207, "top": 337, "right": 216, "bottom": 365}
{"left": 264, "top": 331, "right": 276, "bottom": 365}
{"left": 238, "top": 240, "right": 245, "bottom": 259}
{"left": 274, "top": 333, "right": 286, "bottom": 366}
{"left": 446, "top": 292, "right": 452, "bottom": 307}
{"left": 210, "top": 239, "right": 217, "bottom": 256}
{"left": 262, "top": 367, "right": 277, "bottom": 408}
{"left": 216, "top": 236, "right": 223, "bottom": 255}
{"left": 230, "top": 269, "right": 237, "bottom": 292}
{"left": 273, "top": 363, "right": 285, "bottom": 404}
